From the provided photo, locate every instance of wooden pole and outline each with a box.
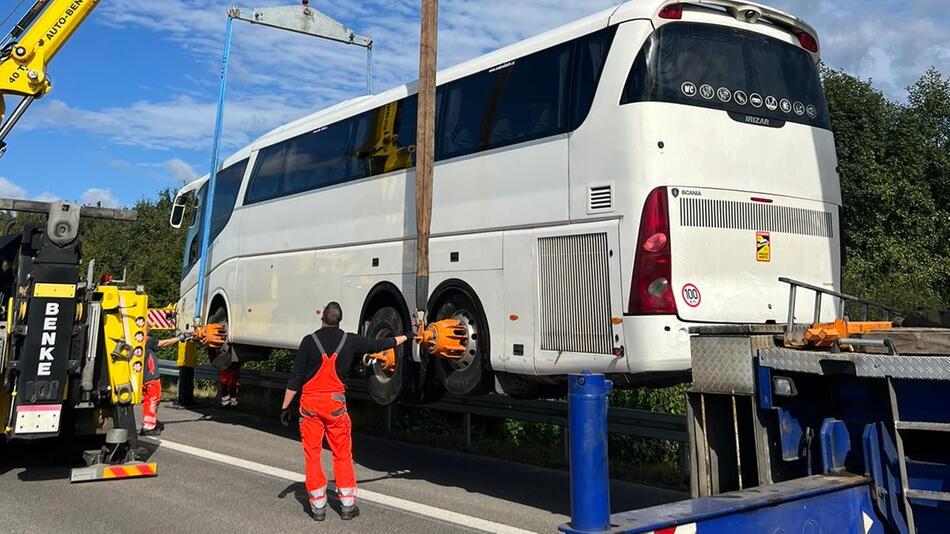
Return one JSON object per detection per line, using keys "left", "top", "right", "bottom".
{"left": 415, "top": 0, "right": 438, "bottom": 315}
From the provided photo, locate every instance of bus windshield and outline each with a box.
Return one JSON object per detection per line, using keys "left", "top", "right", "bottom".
{"left": 622, "top": 22, "right": 830, "bottom": 129}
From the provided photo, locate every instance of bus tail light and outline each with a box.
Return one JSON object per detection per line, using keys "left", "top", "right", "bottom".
{"left": 796, "top": 31, "right": 818, "bottom": 53}
{"left": 628, "top": 187, "right": 676, "bottom": 315}
{"left": 658, "top": 4, "right": 683, "bottom": 20}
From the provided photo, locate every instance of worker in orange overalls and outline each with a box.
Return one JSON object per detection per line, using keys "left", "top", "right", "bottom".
{"left": 141, "top": 325, "right": 188, "bottom": 436}
{"left": 281, "top": 301, "right": 408, "bottom": 521}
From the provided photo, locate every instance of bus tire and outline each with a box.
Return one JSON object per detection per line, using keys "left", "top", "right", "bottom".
{"left": 432, "top": 289, "right": 491, "bottom": 397}
{"left": 366, "top": 306, "right": 409, "bottom": 405}
{"left": 207, "top": 307, "right": 233, "bottom": 371}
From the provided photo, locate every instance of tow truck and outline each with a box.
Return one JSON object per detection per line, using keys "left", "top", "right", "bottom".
{"left": 0, "top": 198, "right": 159, "bottom": 482}
{"left": 561, "top": 279, "right": 950, "bottom": 533}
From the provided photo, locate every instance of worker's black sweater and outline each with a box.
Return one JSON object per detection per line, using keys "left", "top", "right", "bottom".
{"left": 287, "top": 327, "right": 396, "bottom": 391}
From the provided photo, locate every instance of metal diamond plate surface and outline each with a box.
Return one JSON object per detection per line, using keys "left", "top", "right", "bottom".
{"left": 691, "top": 336, "right": 759, "bottom": 394}
{"left": 759, "top": 348, "right": 950, "bottom": 380}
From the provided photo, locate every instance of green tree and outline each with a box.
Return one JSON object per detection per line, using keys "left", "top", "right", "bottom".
{"left": 823, "top": 67, "right": 950, "bottom": 311}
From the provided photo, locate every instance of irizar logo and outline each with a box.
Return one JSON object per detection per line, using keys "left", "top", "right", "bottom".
{"left": 744, "top": 115, "right": 770, "bottom": 126}
{"left": 38, "top": 302, "right": 60, "bottom": 377}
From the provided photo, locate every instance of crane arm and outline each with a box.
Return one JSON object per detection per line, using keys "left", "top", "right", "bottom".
{"left": 0, "top": 0, "right": 100, "bottom": 148}
{"left": 0, "top": 0, "right": 100, "bottom": 98}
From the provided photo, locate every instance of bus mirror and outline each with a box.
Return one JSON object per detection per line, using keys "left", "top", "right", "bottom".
{"left": 169, "top": 202, "right": 186, "bottom": 229}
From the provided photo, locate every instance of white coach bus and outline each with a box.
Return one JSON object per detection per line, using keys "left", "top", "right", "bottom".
{"left": 171, "top": 0, "right": 841, "bottom": 403}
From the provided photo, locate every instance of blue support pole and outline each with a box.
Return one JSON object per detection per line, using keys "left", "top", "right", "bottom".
{"left": 194, "top": 16, "right": 235, "bottom": 322}
{"left": 567, "top": 371, "right": 613, "bottom": 533}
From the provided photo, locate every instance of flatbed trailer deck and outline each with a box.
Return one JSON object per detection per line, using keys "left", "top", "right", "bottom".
{"left": 561, "top": 285, "right": 950, "bottom": 533}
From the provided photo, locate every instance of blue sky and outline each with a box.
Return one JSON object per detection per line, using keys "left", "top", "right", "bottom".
{"left": 1, "top": 0, "right": 947, "bottom": 207}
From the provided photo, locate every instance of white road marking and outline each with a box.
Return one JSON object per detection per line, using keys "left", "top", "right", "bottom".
{"left": 157, "top": 439, "right": 536, "bottom": 534}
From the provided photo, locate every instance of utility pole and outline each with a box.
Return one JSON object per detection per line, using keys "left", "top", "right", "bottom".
{"left": 415, "top": 0, "right": 438, "bottom": 323}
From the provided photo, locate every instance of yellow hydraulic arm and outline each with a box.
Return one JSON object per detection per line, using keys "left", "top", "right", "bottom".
{"left": 0, "top": 0, "right": 101, "bottom": 148}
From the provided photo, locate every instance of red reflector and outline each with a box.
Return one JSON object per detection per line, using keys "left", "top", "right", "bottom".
{"left": 658, "top": 4, "right": 683, "bottom": 19}
{"left": 796, "top": 31, "right": 818, "bottom": 53}
{"left": 751, "top": 197, "right": 773, "bottom": 204}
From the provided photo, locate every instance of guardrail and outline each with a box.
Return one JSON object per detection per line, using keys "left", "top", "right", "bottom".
{"left": 157, "top": 360, "right": 688, "bottom": 446}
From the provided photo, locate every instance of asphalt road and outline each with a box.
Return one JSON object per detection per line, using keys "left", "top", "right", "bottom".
{"left": 0, "top": 403, "right": 686, "bottom": 533}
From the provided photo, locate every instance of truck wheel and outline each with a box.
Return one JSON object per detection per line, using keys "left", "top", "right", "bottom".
{"left": 366, "top": 306, "right": 410, "bottom": 405}
{"left": 207, "top": 307, "right": 233, "bottom": 371}
{"left": 433, "top": 291, "right": 491, "bottom": 397}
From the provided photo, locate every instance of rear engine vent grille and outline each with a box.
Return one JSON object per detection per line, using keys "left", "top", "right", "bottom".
{"left": 679, "top": 198, "right": 833, "bottom": 238}
{"left": 588, "top": 184, "right": 614, "bottom": 214}
{"left": 538, "top": 233, "right": 613, "bottom": 354}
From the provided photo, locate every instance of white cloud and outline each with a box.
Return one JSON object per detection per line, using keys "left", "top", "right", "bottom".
{"left": 770, "top": 0, "right": 950, "bottom": 96}
{"left": 33, "top": 192, "right": 61, "bottom": 202}
{"left": 81, "top": 188, "right": 120, "bottom": 208}
{"left": 166, "top": 158, "right": 200, "bottom": 184}
{"left": 0, "top": 177, "right": 27, "bottom": 199}
{"left": 21, "top": 94, "right": 314, "bottom": 151}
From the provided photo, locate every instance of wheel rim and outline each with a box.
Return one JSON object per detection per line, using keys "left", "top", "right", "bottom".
{"left": 447, "top": 309, "right": 479, "bottom": 371}
{"left": 372, "top": 326, "right": 396, "bottom": 383}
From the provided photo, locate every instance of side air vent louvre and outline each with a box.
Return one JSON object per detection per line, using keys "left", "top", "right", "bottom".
{"left": 588, "top": 184, "right": 614, "bottom": 214}
{"left": 538, "top": 233, "right": 613, "bottom": 354}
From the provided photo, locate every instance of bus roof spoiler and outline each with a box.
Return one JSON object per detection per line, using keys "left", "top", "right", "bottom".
{"left": 654, "top": 0, "right": 820, "bottom": 57}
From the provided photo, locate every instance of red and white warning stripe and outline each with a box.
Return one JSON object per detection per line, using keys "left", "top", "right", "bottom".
{"left": 70, "top": 462, "right": 158, "bottom": 483}
{"left": 653, "top": 524, "right": 697, "bottom": 534}
{"left": 148, "top": 309, "right": 176, "bottom": 330}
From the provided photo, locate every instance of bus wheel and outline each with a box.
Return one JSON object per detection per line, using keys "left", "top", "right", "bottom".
{"left": 366, "top": 306, "right": 409, "bottom": 405}
{"left": 432, "top": 291, "right": 490, "bottom": 397}
{"left": 207, "top": 307, "right": 233, "bottom": 370}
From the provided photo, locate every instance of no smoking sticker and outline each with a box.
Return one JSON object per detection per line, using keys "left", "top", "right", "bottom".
{"left": 682, "top": 284, "right": 702, "bottom": 308}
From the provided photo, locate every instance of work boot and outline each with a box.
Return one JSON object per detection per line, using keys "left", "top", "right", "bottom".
{"left": 340, "top": 505, "right": 360, "bottom": 521}
{"left": 311, "top": 506, "right": 326, "bottom": 522}
{"left": 309, "top": 487, "right": 328, "bottom": 521}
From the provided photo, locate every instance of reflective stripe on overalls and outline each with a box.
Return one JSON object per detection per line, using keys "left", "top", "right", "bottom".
{"left": 300, "top": 333, "right": 357, "bottom": 508}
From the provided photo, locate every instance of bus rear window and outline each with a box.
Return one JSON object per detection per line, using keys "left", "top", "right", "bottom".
{"left": 621, "top": 22, "right": 830, "bottom": 129}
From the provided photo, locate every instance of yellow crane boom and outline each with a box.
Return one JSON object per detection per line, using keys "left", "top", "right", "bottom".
{"left": 0, "top": 0, "right": 101, "bottom": 149}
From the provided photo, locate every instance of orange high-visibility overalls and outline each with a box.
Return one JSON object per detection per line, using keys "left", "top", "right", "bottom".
{"left": 300, "top": 333, "right": 357, "bottom": 509}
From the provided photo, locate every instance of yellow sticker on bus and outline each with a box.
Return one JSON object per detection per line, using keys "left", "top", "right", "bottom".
{"left": 756, "top": 232, "right": 771, "bottom": 263}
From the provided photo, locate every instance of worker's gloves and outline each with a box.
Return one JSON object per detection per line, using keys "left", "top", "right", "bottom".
{"left": 177, "top": 333, "right": 189, "bottom": 342}
{"left": 280, "top": 408, "right": 296, "bottom": 427}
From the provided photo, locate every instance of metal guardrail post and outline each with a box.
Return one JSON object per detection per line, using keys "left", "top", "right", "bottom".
{"left": 567, "top": 371, "right": 612, "bottom": 533}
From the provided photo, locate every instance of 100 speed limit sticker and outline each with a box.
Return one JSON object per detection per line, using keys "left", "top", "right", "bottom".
{"left": 682, "top": 284, "right": 702, "bottom": 307}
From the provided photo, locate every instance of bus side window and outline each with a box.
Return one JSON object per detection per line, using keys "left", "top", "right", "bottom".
{"left": 209, "top": 159, "right": 248, "bottom": 241}
{"left": 246, "top": 144, "right": 286, "bottom": 204}
{"left": 281, "top": 120, "right": 353, "bottom": 192}
{"left": 570, "top": 27, "right": 617, "bottom": 129}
